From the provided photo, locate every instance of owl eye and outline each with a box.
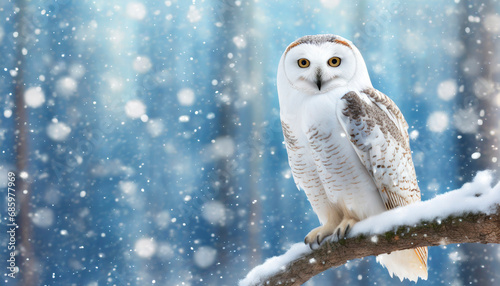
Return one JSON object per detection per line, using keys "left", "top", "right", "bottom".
{"left": 297, "top": 58, "right": 310, "bottom": 68}
{"left": 328, "top": 57, "right": 341, "bottom": 67}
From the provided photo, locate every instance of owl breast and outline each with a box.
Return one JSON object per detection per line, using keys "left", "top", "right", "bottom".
{"left": 281, "top": 93, "right": 386, "bottom": 223}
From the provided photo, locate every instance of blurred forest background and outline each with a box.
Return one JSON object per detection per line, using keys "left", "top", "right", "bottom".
{"left": 1, "top": 0, "right": 499, "bottom": 285}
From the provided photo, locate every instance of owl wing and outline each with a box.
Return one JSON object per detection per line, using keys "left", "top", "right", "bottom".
{"left": 336, "top": 88, "right": 421, "bottom": 210}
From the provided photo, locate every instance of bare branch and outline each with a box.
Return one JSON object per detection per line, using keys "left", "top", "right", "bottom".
{"left": 244, "top": 206, "right": 500, "bottom": 286}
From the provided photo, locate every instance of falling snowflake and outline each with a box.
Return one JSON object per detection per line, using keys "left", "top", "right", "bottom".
{"left": 483, "top": 14, "right": 500, "bottom": 33}
{"left": 133, "top": 56, "right": 152, "bottom": 74}
{"left": 125, "top": 99, "right": 147, "bottom": 119}
{"left": 233, "top": 35, "right": 247, "bottom": 49}
{"left": 56, "top": 77, "right": 78, "bottom": 97}
{"left": 147, "top": 119, "right": 165, "bottom": 137}
{"left": 202, "top": 201, "right": 227, "bottom": 226}
{"left": 134, "top": 238, "right": 157, "bottom": 258}
{"left": 453, "top": 107, "right": 479, "bottom": 134}
{"left": 24, "top": 86, "right": 45, "bottom": 108}
{"left": 32, "top": 208, "right": 55, "bottom": 228}
{"left": 177, "top": 88, "right": 196, "bottom": 106}
{"left": 194, "top": 246, "right": 217, "bottom": 268}
{"left": 320, "top": 0, "right": 341, "bottom": 8}
{"left": 127, "top": 2, "right": 147, "bottom": 20}
{"left": 47, "top": 121, "right": 72, "bottom": 141}
{"left": 187, "top": 5, "right": 202, "bottom": 23}
{"left": 437, "top": 79, "right": 457, "bottom": 101}
{"left": 427, "top": 111, "right": 449, "bottom": 133}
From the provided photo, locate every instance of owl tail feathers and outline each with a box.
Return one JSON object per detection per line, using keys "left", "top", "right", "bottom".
{"left": 376, "top": 247, "right": 428, "bottom": 282}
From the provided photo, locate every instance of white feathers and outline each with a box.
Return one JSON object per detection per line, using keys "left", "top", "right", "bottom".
{"left": 277, "top": 34, "right": 427, "bottom": 282}
{"left": 377, "top": 249, "right": 428, "bottom": 282}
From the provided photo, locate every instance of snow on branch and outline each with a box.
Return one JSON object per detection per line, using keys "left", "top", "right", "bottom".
{"left": 240, "top": 171, "right": 500, "bottom": 286}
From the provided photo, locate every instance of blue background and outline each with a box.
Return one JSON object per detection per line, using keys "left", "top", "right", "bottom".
{"left": 1, "top": 0, "right": 499, "bottom": 285}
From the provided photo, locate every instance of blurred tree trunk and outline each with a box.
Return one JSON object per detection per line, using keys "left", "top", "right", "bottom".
{"left": 214, "top": 4, "right": 237, "bottom": 273}
{"left": 213, "top": 0, "right": 263, "bottom": 278}
{"left": 240, "top": 5, "right": 264, "bottom": 269}
{"left": 456, "top": 0, "right": 500, "bottom": 284}
{"left": 13, "top": 1, "right": 37, "bottom": 285}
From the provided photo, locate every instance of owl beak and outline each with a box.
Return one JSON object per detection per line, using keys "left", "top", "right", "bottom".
{"left": 315, "top": 69, "right": 322, "bottom": 90}
{"left": 316, "top": 78, "right": 322, "bottom": 90}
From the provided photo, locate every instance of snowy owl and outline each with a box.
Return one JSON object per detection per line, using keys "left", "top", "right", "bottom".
{"left": 277, "top": 34, "right": 428, "bottom": 282}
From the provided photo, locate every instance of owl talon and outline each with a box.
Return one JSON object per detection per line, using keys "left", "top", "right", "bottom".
{"left": 345, "top": 224, "right": 351, "bottom": 237}
{"left": 334, "top": 218, "right": 358, "bottom": 240}
{"left": 304, "top": 223, "right": 337, "bottom": 248}
{"left": 305, "top": 218, "right": 358, "bottom": 247}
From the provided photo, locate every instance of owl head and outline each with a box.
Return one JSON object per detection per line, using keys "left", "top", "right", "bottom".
{"left": 278, "top": 35, "right": 372, "bottom": 96}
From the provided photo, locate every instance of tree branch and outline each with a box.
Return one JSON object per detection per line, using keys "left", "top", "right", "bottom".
{"left": 240, "top": 173, "right": 500, "bottom": 286}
